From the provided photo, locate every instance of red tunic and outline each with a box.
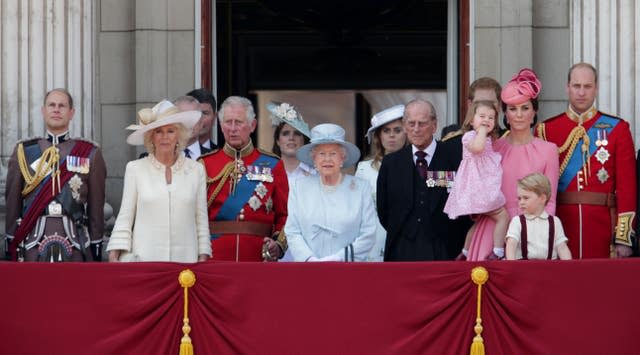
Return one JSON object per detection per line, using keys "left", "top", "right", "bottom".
{"left": 200, "top": 143, "right": 288, "bottom": 261}
{"left": 536, "top": 109, "right": 636, "bottom": 258}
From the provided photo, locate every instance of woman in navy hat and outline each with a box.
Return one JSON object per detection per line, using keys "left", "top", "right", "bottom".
{"left": 355, "top": 105, "right": 407, "bottom": 261}
{"left": 285, "top": 123, "right": 376, "bottom": 261}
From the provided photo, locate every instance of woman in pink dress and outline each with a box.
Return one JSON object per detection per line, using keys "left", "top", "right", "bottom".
{"left": 467, "top": 68, "right": 560, "bottom": 261}
{"left": 444, "top": 100, "right": 509, "bottom": 259}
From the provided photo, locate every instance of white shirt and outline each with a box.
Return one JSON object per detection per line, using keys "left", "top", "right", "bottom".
{"left": 286, "top": 162, "right": 316, "bottom": 183}
{"left": 185, "top": 141, "right": 202, "bottom": 160}
{"left": 411, "top": 139, "right": 437, "bottom": 166}
{"left": 506, "top": 211, "right": 568, "bottom": 260}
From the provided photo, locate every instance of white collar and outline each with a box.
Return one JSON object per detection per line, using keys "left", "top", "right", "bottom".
{"left": 412, "top": 139, "right": 437, "bottom": 158}
{"left": 523, "top": 211, "right": 549, "bottom": 220}
{"left": 185, "top": 141, "right": 202, "bottom": 159}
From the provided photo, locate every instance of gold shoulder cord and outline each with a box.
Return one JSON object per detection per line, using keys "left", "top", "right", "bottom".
{"left": 557, "top": 126, "right": 590, "bottom": 179}
{"left": 535, "top": 123, "right": 546, "bottom": 141}
{"left": 17, "top": 143, "right": 60, "bottom": 196}
{"left": 205, "top": 161, "right": 235, "bottom": 207}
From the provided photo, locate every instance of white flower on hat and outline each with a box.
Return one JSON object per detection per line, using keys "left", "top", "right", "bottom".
{"left": 271, "top": 103, "right": 300, "bottom": 125}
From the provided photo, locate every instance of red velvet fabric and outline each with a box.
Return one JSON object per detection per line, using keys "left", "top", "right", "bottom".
{"left": 1, "top": 259, "right": 639, "bottom": 355}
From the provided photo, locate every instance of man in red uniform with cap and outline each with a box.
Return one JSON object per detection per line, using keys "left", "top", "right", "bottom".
{"left": 536, "top": 62, "right": 636, "bottom": 258}
{"left": 199, "top": 96, "right": 288, "bottom": 261}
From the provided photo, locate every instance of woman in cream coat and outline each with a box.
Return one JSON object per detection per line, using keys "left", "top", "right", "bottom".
{"left": 355, "top": 105, "right": 407, "bottom": 261}
{"left": 107, "top": 100, "right": 211, "bottom": 262}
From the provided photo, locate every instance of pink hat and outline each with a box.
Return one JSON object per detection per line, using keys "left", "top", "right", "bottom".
{"left": 500, "top": 68, "right": 542, "bottom": 105}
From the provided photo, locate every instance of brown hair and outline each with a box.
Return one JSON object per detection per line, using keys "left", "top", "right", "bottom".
{"left": 44, "top": 88, "right": 74, "bottom": 109}
{"left": 461, "top": 100, "right": 500, "bottom": 139}
{"left": 568, "top": 62, "right": 598, "bottom": 84}
{"left": 271, "top": 122, "right": 310, "bottom": 157}
{"left": 517, "top": 173, "right": 551, "bottom": 205}
{"left": 468, "top": 77, "right": 502, "bottom": 102}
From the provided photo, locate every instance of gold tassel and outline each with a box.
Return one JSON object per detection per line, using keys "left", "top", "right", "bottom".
{"left": 470, "top": 266, "right": 489, "bottom": 355}
{"left": 179, "top": 269, "right": 196, "bottom": 355}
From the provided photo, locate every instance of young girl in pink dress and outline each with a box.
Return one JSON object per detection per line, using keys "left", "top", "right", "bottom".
{"left": 444, "top": 100, "right": 510, "bottom": 260}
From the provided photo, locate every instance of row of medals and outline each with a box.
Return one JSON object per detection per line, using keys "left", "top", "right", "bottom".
{"left": 594, "top": 129, "right": 610, "bottom": 184}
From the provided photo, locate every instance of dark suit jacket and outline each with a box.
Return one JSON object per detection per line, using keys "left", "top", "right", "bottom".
{"left": 377, "top": 142, "right": 462, "bottom": 261}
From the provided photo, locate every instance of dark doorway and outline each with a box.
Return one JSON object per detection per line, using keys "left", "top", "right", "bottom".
{"left": 211, "top": 0, "right": 449, "bottom": 150}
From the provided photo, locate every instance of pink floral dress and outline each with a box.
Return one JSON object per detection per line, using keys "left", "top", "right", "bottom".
{"left": 444, "top": 131, "right": 505, "bottom": 219}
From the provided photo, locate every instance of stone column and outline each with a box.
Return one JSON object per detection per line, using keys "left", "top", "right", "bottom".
{"left": 0, "top": 0, "right": 94, "bottom": 234}
{"left": 571, "top": 0, "right": 640, "bottom": 142}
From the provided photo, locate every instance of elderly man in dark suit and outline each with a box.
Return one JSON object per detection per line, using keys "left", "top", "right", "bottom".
{"left": 377, "top": 99, "right": 461, "bottom": 261}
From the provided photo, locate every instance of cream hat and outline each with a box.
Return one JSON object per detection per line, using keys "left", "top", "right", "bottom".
{"left": 126, "top": 100, "right": 201, "bottom": 145}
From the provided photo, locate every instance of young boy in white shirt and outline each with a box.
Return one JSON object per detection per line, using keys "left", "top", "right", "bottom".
{"left": 505, "top": 173, "right": 572, "bottom": 260}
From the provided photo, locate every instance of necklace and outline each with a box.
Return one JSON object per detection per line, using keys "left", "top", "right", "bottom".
{"left": 320, "top": 173, "right": 343, "bottom": 193}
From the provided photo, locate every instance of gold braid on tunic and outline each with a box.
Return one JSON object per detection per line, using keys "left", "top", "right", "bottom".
{"left": 17, "top": 143, "right": 61, "bottom": 196}
{"left": 204, "top": 141, "right": 255, "bottom": 207}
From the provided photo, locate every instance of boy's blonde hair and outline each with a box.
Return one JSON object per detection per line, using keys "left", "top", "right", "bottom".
{"left": 517, "top": 173, "right": 551, "bottom": 204}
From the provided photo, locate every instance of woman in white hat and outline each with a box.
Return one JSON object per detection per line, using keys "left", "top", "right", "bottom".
{"left": 268, "top": 102, "right": 315, "bottom": 181}
{"left": 285, "top": 123, "right": 376, "bottom": 261}
{"left": 355, "top": 105, "right": 407, "bottom": 261}
{"left": 107, "top": 100, "right": 212, "bottom": 262}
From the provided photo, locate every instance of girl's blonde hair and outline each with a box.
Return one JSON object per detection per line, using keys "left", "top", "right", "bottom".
{"left": 461, "top": 100, "right": 500, "bottom": 139}
{"left": 517, "top": 173, "right": 551, "bottom": 205}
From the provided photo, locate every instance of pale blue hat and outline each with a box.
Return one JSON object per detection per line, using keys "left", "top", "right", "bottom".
{"left": 266, "top": 101, "right": 311, "bottom": 138}
{"left": 296, "top": 123, "right": 361, "bottom": 168}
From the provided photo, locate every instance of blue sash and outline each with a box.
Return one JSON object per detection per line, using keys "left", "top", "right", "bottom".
{"left": 21, "top": 142, "right": 73, "bottom": 214}
{"left": 558, "top": 114, "right": 619, "bottom": 192}
{"left": 214, "top": 154, "right": 278, "bottom": 221}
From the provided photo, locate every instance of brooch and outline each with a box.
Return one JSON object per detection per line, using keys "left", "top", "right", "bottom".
{"left": 248, "top": 195, "right": 262, "bottom": 211}
{"left": 68, "top": 174, "right": 83, "bottom": 202}
{"left": 597, "top": 167, "right": 609, "bottom": 184}
{"left": 254, "top": 182, "right": 268, "bottom": 199}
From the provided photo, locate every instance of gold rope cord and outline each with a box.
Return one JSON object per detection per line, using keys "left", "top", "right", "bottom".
{"left": 178, "top": 269, "right": 196, "bottom": 355}
{"left": 206, "top": 161, "right": 235, "bottom": 207}
{"left": 557, "top": 126, "right": 590, "bottom": 178}
{"left": 470, "top": 266, "right": 489, "bottom": 355}
{"left": 17, "top": 143, "right": 60, "bottom": 196}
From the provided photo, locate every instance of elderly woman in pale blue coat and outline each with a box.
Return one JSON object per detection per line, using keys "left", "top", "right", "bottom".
{"left": 285, "top": 123, "right": 376, "bottom": 262}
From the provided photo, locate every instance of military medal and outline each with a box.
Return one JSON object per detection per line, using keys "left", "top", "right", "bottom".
{"left": 67, "top": 156, "right": 90, "bottom": 174}
{"left": 247, "top": 165, "right": 274, "bottom": 183}
{"left": 425, "top": 171, "right": 436, "bottom": 187}
{"left": 595, "top": 130, "right": 602, "bottom": 147}
{"left": 597, "top": 167, "right": 609, "bottom": 184}
{"left": 601, "top": 129, "right": 608, "bottom": 146}
{"left": 595, "top": 147, "right": 610, "bottom": 164}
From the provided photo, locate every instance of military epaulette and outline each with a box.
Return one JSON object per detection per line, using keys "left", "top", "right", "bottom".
{"left": 599, "top": 111, "right": 623, "bottom": 121}
{"left": 198, "top": 149, "right": 219, "bottom": 161}
{"left": 75, "top": 137, "right": 101, "bottom": 148}
{"left": 257, "top": 148, "right": 280, "bottom": 160}
{"left": 534, "top": 122, "right": 546, "bottom": 140}
{"left": 16, "top": 136, "right": 43, "bottom": 146}
{"left": 441, "top": 130, "right": 463, "bottom": 142}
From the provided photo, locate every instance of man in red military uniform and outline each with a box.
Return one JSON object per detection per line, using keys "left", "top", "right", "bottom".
{"left": 536, "top": 63, "right": 636, "bottom": 258}
{"left": 199, "top": 96, "right": 288, "bottom": 261}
